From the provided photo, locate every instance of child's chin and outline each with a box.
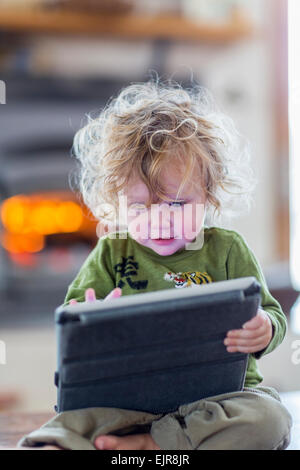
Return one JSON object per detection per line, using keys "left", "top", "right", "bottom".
{"left": 151, "top": 247, "right": 178, "bottom": 256}
{"left": 130, "top": 235, "right": 188, "bottom": 255}
{"left": 148, "top": 239, "right": 186, "bottom": 255}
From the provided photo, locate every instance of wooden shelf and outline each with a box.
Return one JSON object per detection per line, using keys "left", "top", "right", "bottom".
{"left": 0, "top": 7, "right": 254, "bottom": 42}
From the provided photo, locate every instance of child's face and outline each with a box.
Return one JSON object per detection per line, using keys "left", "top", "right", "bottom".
{"left": 124, "top": 165, "right": 207, "bottom": 256}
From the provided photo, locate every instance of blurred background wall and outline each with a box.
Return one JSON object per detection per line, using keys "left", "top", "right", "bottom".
{"left": 0, "top": 0, "right": 299, "bottom": 413}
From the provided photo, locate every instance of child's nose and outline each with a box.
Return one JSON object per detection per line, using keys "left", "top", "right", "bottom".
{"left": 149, "top": 204, "right": 173, "bottom": 236}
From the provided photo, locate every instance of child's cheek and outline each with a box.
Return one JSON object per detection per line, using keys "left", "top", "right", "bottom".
{"left": 182, "top": 203, "right": 205, "bottom": 240}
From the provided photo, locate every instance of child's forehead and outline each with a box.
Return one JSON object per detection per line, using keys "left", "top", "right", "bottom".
{"left": 125, "top": 170, "right": 200, "bottom": 201}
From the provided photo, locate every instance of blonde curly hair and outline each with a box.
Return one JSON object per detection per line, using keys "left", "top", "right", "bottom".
{"left": 71, "top": 79, "right": 257, "bottom": 226}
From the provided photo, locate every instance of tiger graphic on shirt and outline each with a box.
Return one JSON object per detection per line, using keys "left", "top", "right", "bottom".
{"left": 164, "top": 271, "right": 213, "bottom": 288}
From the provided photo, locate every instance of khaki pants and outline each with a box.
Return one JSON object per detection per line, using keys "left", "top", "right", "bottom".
{"left": 18, "top": 387, "right": 292, "bottom": 450}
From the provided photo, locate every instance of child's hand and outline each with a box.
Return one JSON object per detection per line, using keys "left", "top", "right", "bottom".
{"left": 224, "top": 308, "right": 273, "bottom": 354}
{"left": 69, "top": 287, "right": 122, "bottom": 305}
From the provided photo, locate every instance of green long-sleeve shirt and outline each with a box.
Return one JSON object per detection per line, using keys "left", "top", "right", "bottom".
{"left": 63, "top": 226, "right": 287, "bottom": 387}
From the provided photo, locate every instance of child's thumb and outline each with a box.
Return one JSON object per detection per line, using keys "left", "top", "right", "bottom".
{"left": 103, "top": 287, "right": 122, "bottom": 301}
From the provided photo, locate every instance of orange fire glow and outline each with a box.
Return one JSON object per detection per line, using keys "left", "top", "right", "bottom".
{"left": 0, "top": 193, "right": 97, "bottom": 254}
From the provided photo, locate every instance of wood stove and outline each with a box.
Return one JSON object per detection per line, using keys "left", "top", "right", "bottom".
{"left": 0, "top": 73, "right": 127, "bottom": 323}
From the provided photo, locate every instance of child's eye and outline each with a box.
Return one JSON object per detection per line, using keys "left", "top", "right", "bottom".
{"left": 129, "top": 203, "right": 147, "bottom": 213}
{"left": 169, "top": 201, "right": 185, "bottom": 208}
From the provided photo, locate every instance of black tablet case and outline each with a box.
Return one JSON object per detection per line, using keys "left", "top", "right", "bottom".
{"left": 54, "top": 276, "right": 261, "bottom": 414}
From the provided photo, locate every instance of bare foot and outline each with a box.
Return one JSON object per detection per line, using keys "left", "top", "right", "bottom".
{"left": 94, "top": 433, "right": 160, "bottom": 450}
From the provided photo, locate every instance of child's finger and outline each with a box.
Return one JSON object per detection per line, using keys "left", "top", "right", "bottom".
{"left": 224, "top": 333, "right": 269, "bottom": 348}
{"left": 104, "top": 287, "right": 122, "bottom": 301}
{"left": 69, "top": 299, "right": 78, "bottom": 305}
{"left": 226, "top": 324, "right": 266, "bottom": 339}
{"left": 226, "top": 342, "right": 267, "bottom": 353}
{"left": 85, "top": 288, "right": 96, "bottom": 302}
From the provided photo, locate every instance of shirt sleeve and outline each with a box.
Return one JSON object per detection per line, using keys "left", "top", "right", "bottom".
{"left": 63, "top": 236, "right": 115, "bottom": 306}
{"left": 226, "top": 231, "right": 287, "bottom": 359}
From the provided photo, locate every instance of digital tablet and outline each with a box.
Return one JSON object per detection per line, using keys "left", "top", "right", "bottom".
{"left": 54, "top": 276, "right": 261, "bottom": 414}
